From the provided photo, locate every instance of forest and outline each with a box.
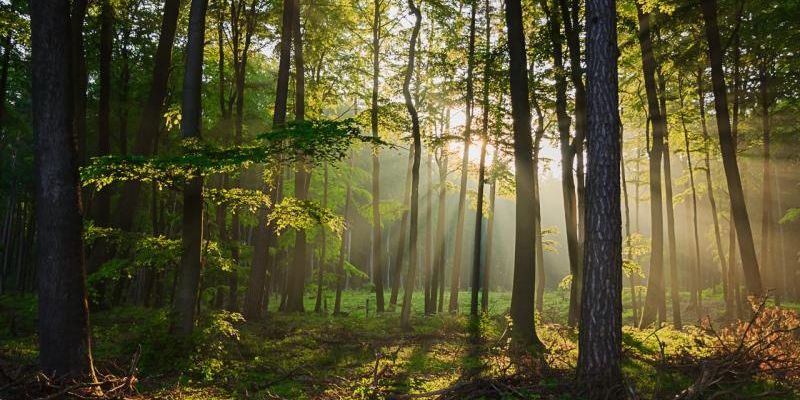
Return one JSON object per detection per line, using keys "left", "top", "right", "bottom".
{"left": 1, "top": 0, "right": 799, "bottom": 398}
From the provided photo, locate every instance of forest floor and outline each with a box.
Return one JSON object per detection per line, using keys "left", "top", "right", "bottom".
{"left": 1, "top": 289, "right": 799, "bottom": 399}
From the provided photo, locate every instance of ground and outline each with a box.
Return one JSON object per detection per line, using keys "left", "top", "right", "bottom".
{"left": 1, "top": 289, "right": 799, "bottom": 399}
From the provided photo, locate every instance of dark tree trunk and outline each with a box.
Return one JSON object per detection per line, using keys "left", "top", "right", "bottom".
{"left": 30, "top": 0, "right": 96, "bottom": 377}
{"left": 541, "top": 0, "right": 580, "bottom": 327}
{"left": 95, "top": 0, "right": 113, "bottom": 230}
{"left": 171, "top": 0, "right": 208, "bottom": 336}
{"left": 700, "top": 0, "right": 762, "bottom": 295}
{"left": 577, "top": 0, "right": 622, "bottom": 389}
{"left": 424, "top": 151, "right": 434, "bottom": 314}
{"left": 504, "top": 0, "right": 542, "bottom": 347}
{"left": 0, "top": 35, "right": 11, "bottom": 125}
{"left": 314, "top": 164, "right": 329, "bottom": 313}
{"left": 109, "top": 0, "right": 181, "bottom": 235}
{"left": 636, "top": 4, "right": 667, "bottom": 328}
{"left": 370, "top": 0, "right": 386, "bottom": 313}
{"left": 70, "top": 0, "right": 88, "bottom": 167}
{"left": 399, "top": 0, "right": 421, "bottom": 329}
{"left": 449, "top": 0, "right": 477, "bottom": 314}
{"left": 286, "top": 0, "right": 308, "bottom": 312}
{"left": 482, "top": 151, "right": 497, "bottom": 314}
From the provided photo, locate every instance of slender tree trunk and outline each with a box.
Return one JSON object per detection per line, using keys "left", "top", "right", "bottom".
{"left": 171, "top": 0, "right": 208, "bottom": 336}
{"left": 697, "top": 71, "right": 726, "bottom": 313}
{"left": 678, "top": 76, "right": 703, "bottom": 319}
{"left": 621, "top": 125, "right": 638, "bottom": 324}
{"left": 505, "top": 0, "right": 542, "bottom": 347}
{"left": 433, "top": 125, "right": 449, "bottom": 313}
{"left": 0, "top": 35, "right": 11, "bottom": 125}
{"left": 531, "top": 89, "right": 546, "bottom": 315}
{"left": 541, "top": 0, "right": 580, "bottom": 327}
{"left": 314, "top": 164, "right": 329, "bottom": 312}
{"left": 758, "top": 63, "right": 773, "bottom": 300}
{"left": 577, "top": 0, "right": 622, "bottom": 387}
{"left": 658, "top": 72, "right": 681, "bottom": 329}
{"left": 370, "top": 0, "right": 386, "bottom": 313}
{"left": 636, "top": 4, "right": 667, "bottom": 328}
{"left": 700, "top": 0, "right": 762, "bottom": 295}
{"left": 482, "top": 149, "right": 497, "bottom": 313}
{"left": 424, "top": 151, "right": 434, "bottom": 314}
{"left": 389, "top": 149, "right": 413, "bottom": 309}
{"left": 334, "top": 152, "right": 354, "bottom": 315}
{"left": 449, "top": 0, "right": 477, "bottom": 313}
{"left": 399, "top": 0, "right": 421, "bottom": 328}
{"left": 31, "top": 0, "right": 96, "bottom": 377}
{"left": 70, "top": 0, "right": 88, "bottom": 168}
{"left": 286, "top": 0, "right": 309, "bottom": 312}
{"left": 558, "top": 0, "right": 587, "bottom": 325}
{"left": 95, "top": 0, "right": 113, "bottom": 231}
{"left": 110, "top": 0, "right": 181, "bottom": 234}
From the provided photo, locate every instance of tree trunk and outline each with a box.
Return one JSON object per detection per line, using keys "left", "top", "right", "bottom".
{"left": 482, "top": 150, "right": 497, "bottom": 314}
{"left": 697, "top": 71, "right": 724, "bottom": 313}
{"left": 636, "top": 4, "right": 667, "bottom": 328}
{"left": 424, "top": 151, "right": 434, "bottom": 314}
{"left": 0, "top": 35, "right": 11, "bottom": 125}
{"left": 399, "top": 0, "right": 421, "bottom": 329}
{"left": 504, "top": 0, "right": 542, "bottom": 347}
{"left": 334, "top": 153, "right": 354, "bottom": 315}
{"left": 389, "top": 149, "right": 413, "bottom": 309}
{"left": 109, "top": 0, "right": 181, "bottom": 235}
{"left": 678, "top": 75, "right": 703, "bottom": 319}
{"left": 700, "top": 0, "right": 762, "bottom": 295}
{"left": 70, "top": 0, "right": 88, "bottom": 168}
{"left": 31, "top": 0, "right": 96, "bottom": 377}
{"left": 314, "top": 164, "right": 329, "bottom": 312}
{"left": 541, "top": 0, "right": 580, "bottom": 327}
{"left": 95, "top": 0, "right": 113, "bottom": 230}
{"left": 286, "top": 0, "right": 308, "bottom": 312}
{"left": 171, "top": 0, "right": 208, "bottom": 336}
{"left": 658, "top": 71, "right": 681, "bottom": 329}
{"left": 449, "top": 0, "right": 477, "bottom": 314}
{"left": 370, "top": 0, "right": 386, "bottom": 313}
{"left": 758, "top": 63, "right": 773, "bottom": 300}
{"left": 433, "top": 126, "right": 449, "bottom": 313}
{"left": 577, "top": 0, "right": 622, "bottom": 388}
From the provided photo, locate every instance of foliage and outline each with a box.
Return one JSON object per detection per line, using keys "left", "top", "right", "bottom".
{"left": 269, "top": 197, "right": 344, "bottom": 234}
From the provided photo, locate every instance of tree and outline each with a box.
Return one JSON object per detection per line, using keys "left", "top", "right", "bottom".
{"left": 30, "top": 0, "right": 96, "bottom": 377}
{"left": 449, "top": 0, "right": 478, "bottom": 314}
{"left": 399, "top": 0, "right": 421, "bottom": 329}
{"left": 504, "top": 0, "right": 542, "bottom": 347}
{"left": 700, "top": 0, "right": 762, "bottom": 296}
{"left": 577, "top": 0, "right": 622, "bottom": 390}
{"left": 370, "top": 0, "right": 386, "bottom": 313}
{"left": 637, "top": 3, "right": 667, "bottom": 328}
{"left": 171, "top": 0, "right": 209, "bottom": 336}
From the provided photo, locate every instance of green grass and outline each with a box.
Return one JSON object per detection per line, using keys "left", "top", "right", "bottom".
{"left": 1, "top": 290, "right": 799, "bottom": 399}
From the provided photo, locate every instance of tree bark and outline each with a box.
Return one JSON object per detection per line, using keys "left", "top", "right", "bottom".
{"left": 70, "top": 0, "right": 88, "bottom": 167}
{"left": 504, "top": 0, "right": 542, "bottom": 347}
{"left": 31, "top": 0, "right": 96, "bottom": 377}
{"left": 577, "top": 0, "right": 622, "bottom": 388}
{"left": 171, "top": 0, "right": 208, "bottom": 336}
{"left": 700, "top": 0, "right": 762, "bottom": 295}
{"left": 95, "top": 0, "right": 113, "bottom": 230}
{"left": 389, "top": 149, "right": 413, "bottom": 309}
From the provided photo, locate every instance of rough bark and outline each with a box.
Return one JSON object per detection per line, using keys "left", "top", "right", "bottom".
{"left": 577, "top": 0, "right": 622, "bottom": 389}
{"left": 31, "top": 0, "right": 96, "bottom": 376}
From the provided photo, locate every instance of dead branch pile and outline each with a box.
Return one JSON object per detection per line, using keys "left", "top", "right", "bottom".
{"left": 674, "top": 297, "right": 800, "bottom": 399}
{"left": 0, "top": 346, "right": 141, "bottom": 399}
